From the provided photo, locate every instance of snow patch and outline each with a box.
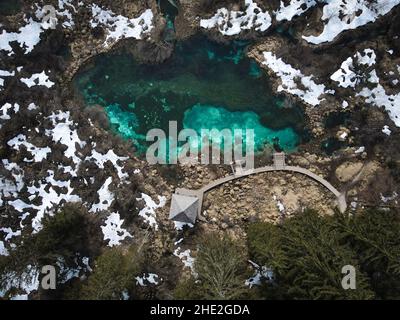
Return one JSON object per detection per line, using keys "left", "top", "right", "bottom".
{"left": 21, "top": 71, "right": 54, "bottom": 88}
{"left": 101, "top": 212, "right": 132, "bottom": 247}
{"left": 90, "top": 4, "right": 154, "bottom": 47}
{"left": 136, "top": 193, "right": 166, "bottom": 230}
{"left": 276, "top": 0, "right": 317, "bottom": 21}
{"left": 0, "top": 18, "right": 43, "bottom": 55}
{"left": 200, "top": 0, "right": 272, "bottom": 36}
{"left": 0, "top": 70, "right": 15, "bottom": 90}
{"left": 135, "top": 273, "right": 159, "bottom": 286}
{"left": 85, "top": 149, "right": 128, "bottom": 181}
{"left": 262, "top": 51, "right": 328, "bottom": 106}
{"left": 8, "top": 134, "right": 51, "bottom": 163}
{"left": 330, "top": 49, "right": 376, "bottom": 88}
{"left": 303, "top": 0, "right": 400, "bottom": 44}
{"left": 382, "top": 125, "right": 391, "bottom": 136}
{"left": 0, "top": 265, "right": 39, "bottom": 299}
{"left": 174, "top": 247, "right": 196, "bottom": 276}
{"left": 45, "top": 111, "right": 86, "bottom": 172}
{"left": 0, "top": 103, "right": 19, "bottom": 121}
{"left": 245, "top": 260, "right": 274, "bottom": 288}
{"left": 90, "top": 177, "right": 114, "bottom": 213}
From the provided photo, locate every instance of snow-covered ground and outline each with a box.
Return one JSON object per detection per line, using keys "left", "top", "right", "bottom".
{"left": 200, "top": 0, "right": 272, "bottom": 36}
{"left": 21, "top": 71, "right": 55, "bottom": 88}
{"left": 101, "top": 212, "right": 132, "bottom": 247}
{"left": 90, "top": 4, "right": 154, "bottom": 46}
{"left": 173, "top": 247, "right": 197, "bottom": 276}
{"left": 330, "top": 48, "right": 400, "bottom": 127}
{"left": 8, "top": 134, "right": 51, "bottom": 162}
{"left": 90, "top": 177, "right": 115, "bottom": 213}
{"left": 0, "top": 70, "right": 15, "bottom": 91}
{"left": 303, "top": 0, "right": 400, "bottom": 44}
{"left": 261, "top": 51, "right": 330, "bottom": 106}
{"left": 136, "top": 273, "right": 160, "bottom": 286}
{"left": 136, "top": 193, "right": 167, "bottom": 230}
{"left": 275, "top": 0, "right": 317, "bottom": 22}
{"left": 331, "top": 49, "right": 376, "bottom": 88}
{"left": 0, "top": 18, "right": 43, "bottom": 55}
{"left": 0, "top": 265, "right": 39, "bottom": 300}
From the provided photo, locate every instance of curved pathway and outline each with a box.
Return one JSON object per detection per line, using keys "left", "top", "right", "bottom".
{"left": 175, "top": 160, "right": 347, "bottom": 220}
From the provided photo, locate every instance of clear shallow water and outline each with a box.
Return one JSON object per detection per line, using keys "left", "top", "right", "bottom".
{"left": 74, "top": 36, "right": 308, "bottom": 155}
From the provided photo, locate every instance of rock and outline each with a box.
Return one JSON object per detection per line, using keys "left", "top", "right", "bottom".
{"left": 335, "top": 162, "right": 363, "bottom": 183}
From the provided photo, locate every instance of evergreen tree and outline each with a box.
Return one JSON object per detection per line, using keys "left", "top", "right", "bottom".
{"left": 174, "top": 233, "right": 251, "bottom": 300}
{"left": 247, "top": 210, "right": 374, "bottom": 299}
{"left": 80, "top": 247, "right": 142, "bottom": 300}
{"left": 336, "top": 209, "right": 400, "bottom": 299}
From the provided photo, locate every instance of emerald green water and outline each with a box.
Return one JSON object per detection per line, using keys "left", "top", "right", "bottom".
{"left": 74, "top": 36, "right": 307, "bottom": 155}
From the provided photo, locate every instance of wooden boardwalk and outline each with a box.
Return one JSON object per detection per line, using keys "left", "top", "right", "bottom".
{"left": 173, "top": 153, "right": 347, "bottom": 221}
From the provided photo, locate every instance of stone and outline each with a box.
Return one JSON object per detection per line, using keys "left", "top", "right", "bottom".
{"left": 335, "top": 162, "right": 363, "bottom": 183}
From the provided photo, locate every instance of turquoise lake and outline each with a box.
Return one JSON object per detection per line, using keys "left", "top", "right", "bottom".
{"left": 74, "top": 36, "right": 308, "bottom": 156}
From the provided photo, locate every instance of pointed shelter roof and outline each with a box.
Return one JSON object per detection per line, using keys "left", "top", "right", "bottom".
{"left": 169, "top": 194, "right": 199, "bottom": 224}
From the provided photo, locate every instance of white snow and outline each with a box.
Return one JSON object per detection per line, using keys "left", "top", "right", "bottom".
{"left": 276, "top": 0, "right": 317, "bottom": 22}
{"left": 262, "top": 51, "right": 327, "bottom": 106}
{"left": 338, "top": 131, "right": 348, "bottom": 141}
{"left": 101, "top": 212, "right": 132, "bottom": 247}
{"left": 273, "top": 195, "right": 285, "bottom": 213}
{"left": 200, "top": 0, "right": 272, "bottom": 36}
{"left": 7, "top": 169, "right": 81, "bottom": 232}
{"left": 331, "top": 49, "right": 376, "bottom": 88}
{"left": 245, "top": 260, "right": 274, "bottom": 288}
{"left": 174, "top": 221, "right": 194, "bottom": 231}
{"left": 27, "top": 103, "right": 39, "bottom": 111}
{"left": 0, "top": 70, "right": 15, "bottom": 90}
{"left": 331, "top": 48, "right": 400, "bottom": 127}
{"left": 174, "top": 247, "right": 196, "bottom": 275}
{"left": 20, "top": 71, "right": 55, "bottom": 88}
{"left": 0, "top": 18, "right": 43, "bottom": 55}
{"left": 303, "top": 0, "right": 400, "bottom": 44}
{"left": 357, "top": 77, "right": 400, "bottom": 127}
{"left": 1, "top": 227, "right": 21, "bottom": 241}
{"left": 8, "top": 134, "right": 51, "bottom": 163}
{"left": 381, "top": 191, "right": 398, "bottom": 203}
{"left": 29, "top": 171, "right": 81, "bottom": 232}
{"left": 174, "top": 238, "right": 184, "bottom": 246}
{"left": 90, "top": 4, "right": 154, "bottom": 47}
{"left": 382, "top": 125, "right": 391, "bottom": 136}
{"left": 354, "top": 146, "right": 365, "bottom": 154}
{"left": 0, "top": 265, "right": 39, "bottom": 299}
{"left": 45, "top": 111, "right": 86, "bottom": 171}
{"left": 85, "top": 150, "right": 128, "bottom": 181}
{"left": 0, "top": 103, "right": 19, "bottom": 120}
{"left": 135, "top": 273, "right": 159, "bottom": 286}
{"left": 0, "top": 241, "right": 8, "bottom": 256}
{"left": 90, "top": 177, "right": 114, "bottom": 213}
{"left": 2, "top": 160, "right": 24, "bottom": 194}
{"left": 82, "top": 256, "right": 92, "bottom": 272}
{"left": 136, "top": 193, "right": 167, "bottom": 230}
